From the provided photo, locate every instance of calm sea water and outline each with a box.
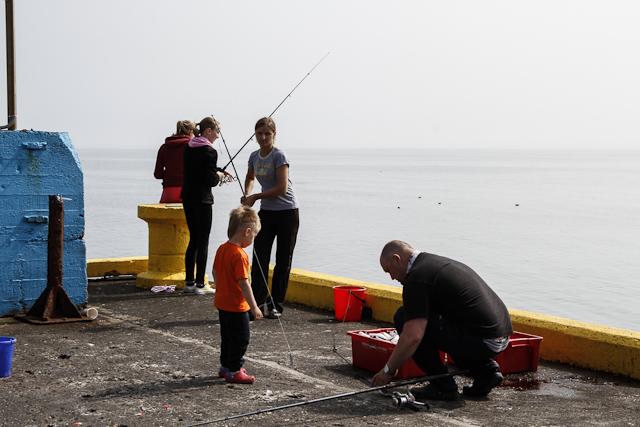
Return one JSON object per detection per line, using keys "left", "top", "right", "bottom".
{"left": 77, "top": 148, "right": 640, "bottom": 332}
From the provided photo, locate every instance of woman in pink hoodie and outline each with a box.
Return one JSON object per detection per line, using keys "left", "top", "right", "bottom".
{"left": 180, "top": 117, "right": 232, "bottom": 295}
{"left": 154, "top": 120, "right": 196, "bottom": 203}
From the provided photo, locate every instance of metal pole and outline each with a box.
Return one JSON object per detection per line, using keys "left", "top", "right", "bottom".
{"left": 5, "top": 0, "right": 16, "bottom": 130}
{"left": 47, "top": 194, "right": 64, "bottom": 290}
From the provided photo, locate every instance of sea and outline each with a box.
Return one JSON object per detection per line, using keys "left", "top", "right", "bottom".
{"left": 77, "top": 147, "right": 640, "bottom": 333}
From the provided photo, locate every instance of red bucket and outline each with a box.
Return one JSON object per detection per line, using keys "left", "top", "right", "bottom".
{"left": 333, "top": 286, "right": 366, "bottom": 321}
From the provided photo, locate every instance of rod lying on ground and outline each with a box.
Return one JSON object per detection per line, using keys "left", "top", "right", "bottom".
{"left": 183, "top": 370, "right": 468, "bottom": 427}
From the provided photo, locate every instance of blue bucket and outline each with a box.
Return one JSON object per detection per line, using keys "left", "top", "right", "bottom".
{"left": 0, "top": 336, "right": 17, "bottom": 377}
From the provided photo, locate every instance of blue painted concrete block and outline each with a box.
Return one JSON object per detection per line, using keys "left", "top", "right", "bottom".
{"left": 0, "top": 131, "right": 87, "bottom": 315}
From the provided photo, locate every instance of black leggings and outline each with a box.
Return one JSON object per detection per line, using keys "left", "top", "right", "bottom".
{"left": 183, "top": 202, "right": 212, "bottom": 284}
{"left": 251, "top": 209, "right": 299, "bottom": 313}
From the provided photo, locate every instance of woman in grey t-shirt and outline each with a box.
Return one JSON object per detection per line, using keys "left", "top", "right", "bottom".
{"left": 242, "top": 117, "right": 299, "bottom": 319}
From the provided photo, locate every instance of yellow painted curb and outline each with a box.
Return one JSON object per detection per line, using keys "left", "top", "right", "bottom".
{"left": 87, "top": 259, "right": 640, "bottom": 379}
{"left": 508, "top": 309, "right": 640, "bottom": 380}
{"left": 87, "top": 257, "right": 148, "bottom": 278}
{"left": 286, "top": 268, "right": 401, "bottom": 322}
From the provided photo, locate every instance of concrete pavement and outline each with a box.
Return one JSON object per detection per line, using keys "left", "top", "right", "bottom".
{"left": 0, "top": 279, "right": 638, "bottom": 427}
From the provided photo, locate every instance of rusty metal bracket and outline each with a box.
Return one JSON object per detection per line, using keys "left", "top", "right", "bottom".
{"left": 16, "top": 195, "right": 92, "bottom": 324}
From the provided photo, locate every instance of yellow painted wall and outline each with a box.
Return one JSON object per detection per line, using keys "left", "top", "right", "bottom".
{"left": 87, "top": 259, "right": 640, "bottom": 379}
{"left": 87, "top": 257, "right": 148, "bottom": 278}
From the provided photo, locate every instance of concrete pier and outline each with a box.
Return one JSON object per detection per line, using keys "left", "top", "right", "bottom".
{"left": 89, "top": 258, "right": 640, "bottom": 380}
{"left": 0, "top": 278, "right": 638, "bottom": 427}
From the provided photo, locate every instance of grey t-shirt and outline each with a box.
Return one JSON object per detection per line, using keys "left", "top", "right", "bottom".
{"left": 248, "top": 147, "right": 299, "bottom": 211}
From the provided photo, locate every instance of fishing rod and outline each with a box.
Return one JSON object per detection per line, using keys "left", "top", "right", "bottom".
{"left": 183, "top": 370, "right": 468, "bottom": 427}
{"left": 217, "top": 57, "right": 330, "bottom": 368}
{"left": 222, "top": 52, "right": 330, "bottom": 171}
{"left": 219, "top": 131, "right": 297, "bottom": 368}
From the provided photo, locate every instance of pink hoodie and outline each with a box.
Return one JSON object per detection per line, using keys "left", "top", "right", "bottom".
{"left": 188, "top": 136, "right": 213, "bottom": 148}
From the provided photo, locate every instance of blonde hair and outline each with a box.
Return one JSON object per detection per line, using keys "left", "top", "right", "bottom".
{"left": 227, "top": 205, "right": 261, "bottom": 239}
{"left": 175, "top": 120, "right": 196, "bottom": 136}
{"left": 195, "top": 117, "right": 221, "bottom": 137}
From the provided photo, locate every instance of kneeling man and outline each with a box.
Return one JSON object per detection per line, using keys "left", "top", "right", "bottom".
{"left": 372, "top": 240, "right": 513, "bottom": 400}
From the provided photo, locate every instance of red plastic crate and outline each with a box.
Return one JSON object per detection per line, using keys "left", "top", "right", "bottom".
{"left": 347, "top": 328, "right": 426, "bottom": 379}
{"left": 444, "top": 331, "right": 543, "bottom": 373}
{"left": 348, "top": 328, "right": 543, "bottom": 378}
{"left": 490, "top": 331, "right": 544, "bottom": 373}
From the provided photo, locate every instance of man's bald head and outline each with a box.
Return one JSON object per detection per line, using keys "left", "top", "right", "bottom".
{"left": 380, "top": 240, "right": 414, "bottom": 261}
{"left": 380, "top": 240, "right": 415, "bottom": 284}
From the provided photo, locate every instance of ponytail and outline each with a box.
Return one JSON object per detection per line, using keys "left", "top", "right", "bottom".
{"left": 197, "top": 116, "right": 220, "bottom": 136}
{"left": 175, "top": 119, "right": 196, "bottom": 136}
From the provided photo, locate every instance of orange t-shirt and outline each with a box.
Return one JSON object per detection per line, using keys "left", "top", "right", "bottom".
{"left": 213, "top": 241, "right": 250, "bottom": 312}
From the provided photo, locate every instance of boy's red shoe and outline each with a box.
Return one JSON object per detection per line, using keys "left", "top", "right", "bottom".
{"left": 218, "top": 367, "right": 229, "bottom": 378}
{"left": 225, "top": 368, "right": 255, "bottom": 384}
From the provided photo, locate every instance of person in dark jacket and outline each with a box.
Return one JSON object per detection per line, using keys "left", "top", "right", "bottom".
{"left": 372, "top": 240, "right": 513, "bottom": 401}
{"left": 154, "top": 120, "right": 196, "bottom": 203}
{"left": 180, "top": 117, "right": 232, "bottom": 295}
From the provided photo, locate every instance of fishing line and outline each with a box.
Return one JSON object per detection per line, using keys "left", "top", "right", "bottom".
{"left": 212, "top": 52, "right": 328, "bottom": 371}
{"left": 250, "top": 249, "right": 295, "bottom": 367}
{"left": 219, "top": 126, "right": 296, "bottom": 367}
{"left": 217, "top": 129, "right": 244, "bottom": 194}
{"left": 222, "top": 52, "right": 330, "bottom": 171}
{"left": 182, "top": 370, "right": 468, "bottom": 426}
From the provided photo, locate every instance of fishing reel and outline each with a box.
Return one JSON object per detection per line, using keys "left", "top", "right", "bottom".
{"left": 380, "top": 387, "right": 428, "bottom": 412}
{"left": 218, "top": 175, "right": 236, "bottom": 186}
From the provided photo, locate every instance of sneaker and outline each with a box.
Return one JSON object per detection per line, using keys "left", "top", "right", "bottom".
{"left": 184, "top": 283, "right": 196, "bottom": 293}
{"left": 463, "top": 370, "right": 503, "bottom": 397}
{"left": 225, "top": 368, "right": 255, "bottom": 384}
{"left": 218, "top": 366, "right": 229, "bottom": 378}
{"left": 265, "top": 308, "right": 281, "bottom": 319}
{"left": 195, "top": 284, "right": 215, "bottom": 295}
{"left": 410, "top": 383, "right": 459, "bottom": 401}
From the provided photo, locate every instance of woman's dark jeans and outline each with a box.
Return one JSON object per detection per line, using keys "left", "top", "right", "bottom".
{"left": 251, "top": 209, "right": 299, "bottom": 313}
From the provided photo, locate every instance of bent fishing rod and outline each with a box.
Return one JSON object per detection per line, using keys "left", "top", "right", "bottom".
{"left": 218, "top": 129, "right": 297, "bottom": 369}
{"left": 221, "top": 52, "right": 329, "bottom": 171}
{"left": 183, "top": 369, "right": 468, "bottom": 427}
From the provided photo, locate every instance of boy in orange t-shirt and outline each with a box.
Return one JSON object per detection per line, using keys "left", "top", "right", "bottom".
{"left": 213, "top": 205, "right": 263, "bottom": 384}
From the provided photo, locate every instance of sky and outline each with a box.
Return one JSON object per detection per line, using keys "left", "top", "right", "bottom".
{"left": 1, "top": 0, "right": 639, "bottom": 151}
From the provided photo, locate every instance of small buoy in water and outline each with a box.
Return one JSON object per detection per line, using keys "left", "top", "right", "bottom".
{"left": 438, "top": 202, "right": 441, "bottom": 205}
{"left": 397, "top": 206, "right": 400, "bottom": 209}
{"left": 515, "top": 204, "right": 519, "bottom": 206}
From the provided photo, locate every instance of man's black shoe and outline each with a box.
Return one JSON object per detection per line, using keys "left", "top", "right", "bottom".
{"left": 463, "top": 371, "right": 503, "bottom": 396}
{"left": 410, "top": 384, "right": 459, "bottom": 401}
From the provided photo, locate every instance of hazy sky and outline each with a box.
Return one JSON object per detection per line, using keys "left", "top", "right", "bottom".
{"left": 2, "top": 0, "right": 639, "bottom": 151}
